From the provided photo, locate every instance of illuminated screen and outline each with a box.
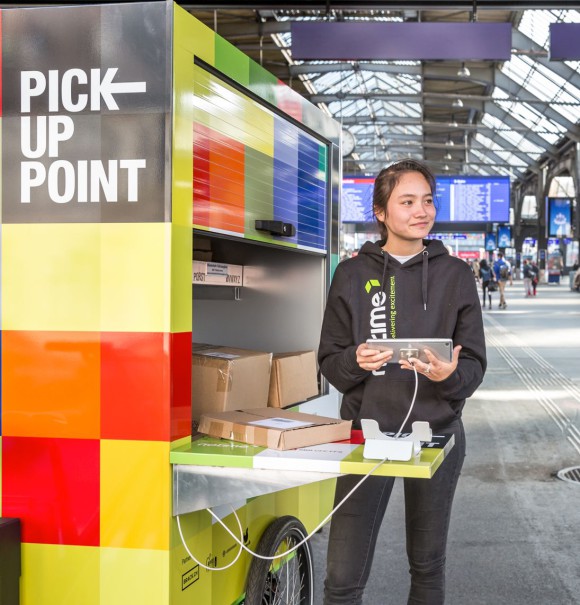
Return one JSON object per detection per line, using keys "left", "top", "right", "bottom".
{"left": 485, "top": 233, "right": 497, "bottom": 251}
{"left": 435, "top": 175, "right": 510, "bottom": 222}
{"left": 341, "top": 176, "right": 375, "bottom": 223}
{"left": 547, "top": 197, "right": 572, "bottom": 237}
{"left": 342, "top": 174, "right": 510, "bottom": 224}
{"left": 497, "top": 225, "right": 511, "bottom": 248}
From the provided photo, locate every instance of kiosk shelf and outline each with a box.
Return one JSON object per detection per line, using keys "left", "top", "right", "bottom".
{"left": 171, "top": 433, "right": 454, "bottom": 515}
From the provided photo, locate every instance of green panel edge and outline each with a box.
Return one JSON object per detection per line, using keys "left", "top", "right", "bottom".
{"left": 215, "top": 34, "right": 250, "bottom": 86}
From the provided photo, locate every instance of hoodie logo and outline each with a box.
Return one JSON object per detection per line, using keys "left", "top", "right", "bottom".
{"left": 365, "top": 279, "right": 380, "bottom": 293}
{"left": 366, "top": 280, "right": 388, "bottom": 376}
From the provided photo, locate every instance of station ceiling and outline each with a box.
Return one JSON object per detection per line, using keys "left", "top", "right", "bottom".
{"left": 179, "top": 2, "right": 580, "bottom": 185}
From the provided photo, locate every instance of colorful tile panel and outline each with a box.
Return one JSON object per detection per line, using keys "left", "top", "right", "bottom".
{"left": 192, "top": 65, "right": 328, "bottom": 252}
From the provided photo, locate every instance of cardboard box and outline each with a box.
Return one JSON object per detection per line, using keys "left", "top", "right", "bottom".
{"left": 191, "top": 345, "right": 272, "bottom": 425}
{"left": 192, "top": 261, "right": 243, "bottom": 286}
{"left": 268, "top": 350, "right": 319, "bottom": 408}
{"left": 192, "top": 250, "right": 213, "bottom": 262}
{"left": 193, "top": 237, "right": 212, "bottom": 251}
{"left": 198, "top": 407, "right": 352, "bottom": 451}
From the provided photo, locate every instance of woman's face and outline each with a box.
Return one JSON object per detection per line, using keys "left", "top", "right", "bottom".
{"left": 375, "top": 171, "right": 436, "bottom": 245}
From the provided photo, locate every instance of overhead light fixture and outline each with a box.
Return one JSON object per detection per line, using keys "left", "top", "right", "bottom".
{"left": 452, "top": 97, "right": 464, "bottom": 109}
{"left": 444, "top": 152, "right": 452, "bottom": 160}
{"left": 445, "top": 138, "right": 455, "bottom": 147}
{"left": 444, "top": 164, "right": 450, "bottom": 171}
{"left": 450, "top": 119, "right": 459, "bottom": 128}
{"left": 457, "top": 63, "right": 471, "bottom": 78}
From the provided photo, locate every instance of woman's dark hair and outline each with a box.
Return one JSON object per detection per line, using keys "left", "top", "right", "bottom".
{"left": 372, "top": 159, "right": 436, "bottom": 240}
{"left": 480, "top": 258, "right": 489, "bottom": 269}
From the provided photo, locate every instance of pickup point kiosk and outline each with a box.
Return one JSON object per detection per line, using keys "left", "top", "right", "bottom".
{"left": 0, "top": 3, "right": 452, "bottom": 604}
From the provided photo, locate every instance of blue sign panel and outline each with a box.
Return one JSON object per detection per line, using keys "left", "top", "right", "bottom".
{"left": 550, "top": 23, "right": 580, "bottom": 60}
{"left": 435, "top": 175, "right": 510, "bottom": 223}
{"left": 548, "top": 198, "right": 571, "bottom": 238}
{"left": 497, "top": 225, "right": 511, "bottom": 248}
{"left": 341, "top": 177, "right": 375, "bottom": 223}
{"left": 292, "top": 22, "right": 511, "bottom": 61}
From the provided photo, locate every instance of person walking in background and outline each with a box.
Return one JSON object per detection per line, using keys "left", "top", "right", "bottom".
{"left": 318, "top": 159, "right": 486, "bottom": 605}
{"left": 493, "top": 251, "right": 510, "bottom": 309}
{"left": 530, "top": 260, "right": 539, "bottom": 296}
{"left": 522, "top": 259, "right": 534, "bottom": 297}
{"left": 472, "top": 258, "right": 481, "bottom": 283}
{"left": 479, "top": 258, "right": 494, "bottom": 309}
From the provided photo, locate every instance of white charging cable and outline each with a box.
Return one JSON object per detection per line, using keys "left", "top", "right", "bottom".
{"left": 177, "top": 365, "right": 420, "bottom": 569}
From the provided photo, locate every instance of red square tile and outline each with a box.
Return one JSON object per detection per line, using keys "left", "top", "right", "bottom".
{"left": 2, "top": 436, "right": 100, "bottom": 546}
{"left": 100, "top": 332, "right": 170, "bottom": 441}
{"left": 170, "top": 332, "right": 192, "bottom": 442}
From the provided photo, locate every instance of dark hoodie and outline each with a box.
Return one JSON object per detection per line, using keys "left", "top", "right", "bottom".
{"left": 318, "top": 239, "right": 486, "bottom": 433}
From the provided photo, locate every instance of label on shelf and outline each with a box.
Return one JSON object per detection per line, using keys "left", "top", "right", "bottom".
{"left": 192, "top": 260, "right": 243, "bottom": 286}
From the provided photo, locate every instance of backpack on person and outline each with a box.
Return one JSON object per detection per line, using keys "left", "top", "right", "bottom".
{"left": 499, "top": 264, "right": 509, "bottom": 280}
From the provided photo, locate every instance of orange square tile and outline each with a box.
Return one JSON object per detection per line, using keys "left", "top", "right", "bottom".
{"left": 2, "top": 330, "right": 100, "bottom": 439}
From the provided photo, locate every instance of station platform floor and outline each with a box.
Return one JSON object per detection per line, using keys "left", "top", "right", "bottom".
{"left": 310, "top": 276, "right": 580, "bottom": 605}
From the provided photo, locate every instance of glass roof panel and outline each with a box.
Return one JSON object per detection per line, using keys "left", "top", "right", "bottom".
{"left": 518, "top": 9, "right": 580, "bottom": 47}
{"left": 272, "top": 8, "right": 580, "bottom": 177}
{"left": 378, "top": 101, "right": 422, "bottom": 119}
{"left": 475, "top": 132, "right": 541, "bottom": 159}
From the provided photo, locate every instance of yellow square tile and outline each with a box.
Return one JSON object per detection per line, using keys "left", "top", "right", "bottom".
{"left": 1, "top": 223, "right": 173, "bottom": 332}
{"left": 21, "top": 543, "right": 100, "bottom": 605}
{"left": 100, "top": 440, "right": 170, "bottom": 549}
{"left": 101, "top": 547, "right": 169, "bottom": 605}
{"left": 100, "top": 223, "right": 171, "bottom": 332}
{"left": 2, "top": 224, "right": 101, "bottom": 331}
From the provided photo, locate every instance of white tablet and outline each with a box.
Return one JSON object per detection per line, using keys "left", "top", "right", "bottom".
{"left": 366, "top": 338, "right": 453, "bottom": 363}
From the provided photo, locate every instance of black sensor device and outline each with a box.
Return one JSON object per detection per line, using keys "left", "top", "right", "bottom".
{"left": 255, "top": 220, "right": 296, "bottom": 237}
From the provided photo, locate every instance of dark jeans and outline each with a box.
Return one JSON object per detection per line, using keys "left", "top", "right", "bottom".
{"left": 481, "top": 281, "right": 492, "bottom": 308}
{"left": 323, "top": 420, "right": 466, "bottom": 605}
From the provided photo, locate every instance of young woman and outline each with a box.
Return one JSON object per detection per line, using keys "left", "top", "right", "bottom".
{"left": 479, "top": 258, "right": 494, "bottom": 308}
{"left": 318, "top": 159, "right": 487, "bottom": 605}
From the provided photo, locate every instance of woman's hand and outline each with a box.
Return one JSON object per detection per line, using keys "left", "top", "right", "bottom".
{"left": 356, "top": 343, "right": 393, "bottom": 372}
{"left": 399, "top": 345, "right": 462, "bottom": 382}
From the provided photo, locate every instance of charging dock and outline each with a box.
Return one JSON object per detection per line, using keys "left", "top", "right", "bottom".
{"left": 361, "top": 419, "right": 432, "bottom": 461}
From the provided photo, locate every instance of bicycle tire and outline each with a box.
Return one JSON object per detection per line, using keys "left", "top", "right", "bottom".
{"left": 244, "top": 515, "right": 314, "bottom": 605}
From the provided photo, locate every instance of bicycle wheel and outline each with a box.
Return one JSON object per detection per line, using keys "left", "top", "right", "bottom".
{"left": 244, "top": 515, "right": 313, "bottom": 605}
